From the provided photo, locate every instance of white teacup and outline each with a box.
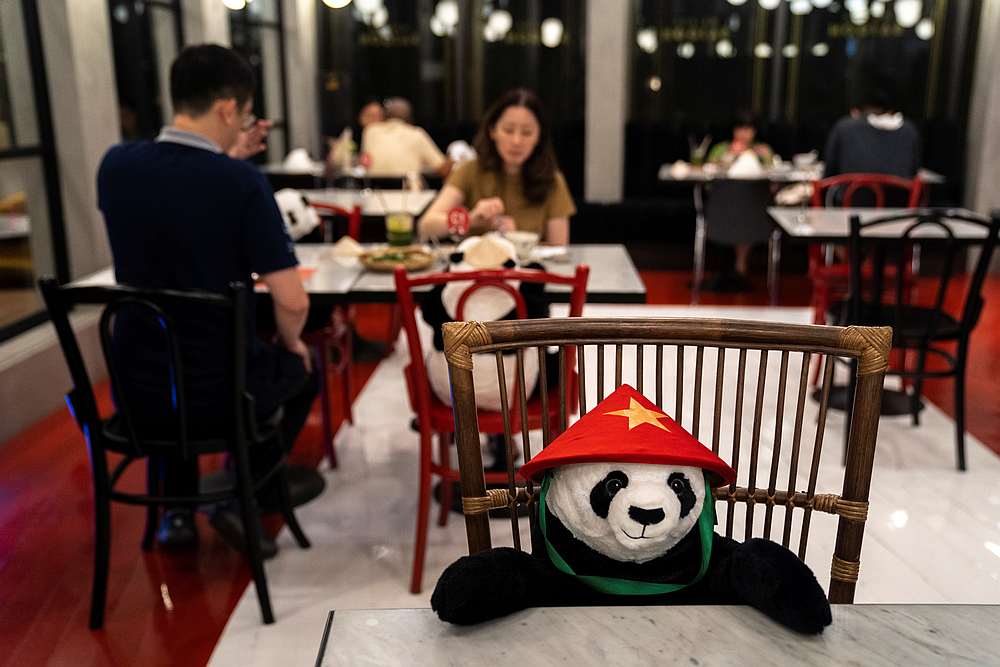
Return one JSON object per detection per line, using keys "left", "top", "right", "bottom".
{"left": 504, "top": 230, "right": 540, "bottom": 261}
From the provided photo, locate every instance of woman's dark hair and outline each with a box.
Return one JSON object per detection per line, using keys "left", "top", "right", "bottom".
{"left": 733, "top": 110, "right": 759, "bottom": 130}
{"left": 473, "top": 88, "right": 557, "bottom": 204}
{"left": 170, "top": 44, "right": 256, "bottom": 116}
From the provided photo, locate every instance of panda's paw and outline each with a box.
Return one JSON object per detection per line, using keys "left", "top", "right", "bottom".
{"left": 431, "top": 548, "right": 537, "bottom": 625}
{"left": 731, "top": 539, "right": 832, "bottom": 634}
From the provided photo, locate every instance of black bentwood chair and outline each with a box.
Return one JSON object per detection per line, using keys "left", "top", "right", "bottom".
{"left": 835, "top": 209, "right": 1000, "bottom": 470}
{"left": 38, "top": 279, "right": 311, "bottom": 628}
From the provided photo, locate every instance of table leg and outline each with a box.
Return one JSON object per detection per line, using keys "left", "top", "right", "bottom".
{"left": 692, "top": 183, "right": 706, "bottom": 305}
{"left": 767, "top": 228, "right": 782, "bottom": 305}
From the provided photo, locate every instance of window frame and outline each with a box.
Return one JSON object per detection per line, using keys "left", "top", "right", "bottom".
{"left": 0, "top": 0, "right": 70, "bottom": 343}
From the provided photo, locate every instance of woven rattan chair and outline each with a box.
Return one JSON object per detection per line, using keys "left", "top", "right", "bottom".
{"left": 442, "top": 317, "right": 890, "bottom": 603}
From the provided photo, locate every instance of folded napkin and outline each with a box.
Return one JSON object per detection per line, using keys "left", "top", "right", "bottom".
{"left": 331, "top": 236, "right": 364, "bottom": 257}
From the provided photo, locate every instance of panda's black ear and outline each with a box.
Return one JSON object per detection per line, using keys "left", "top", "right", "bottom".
{"left": 449, "top": 252, "right": 464, "bottom": 264}
{"left": 502, "top": 259, "right": 517, "bottom": 269}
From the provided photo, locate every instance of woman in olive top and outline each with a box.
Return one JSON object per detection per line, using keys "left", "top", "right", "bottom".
{"left": 418, "top": 88, "right": 575, "bottom": 245}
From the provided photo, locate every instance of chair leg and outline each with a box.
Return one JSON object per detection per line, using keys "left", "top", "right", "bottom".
{"left": 410, "top": 431, "right": 433, "bottom": 594}
{"left": 437, "top": 432, "right": 453, "bottom": 527}
{"left": 911, "top": 347, "right": 929, "bottom": 428}
{"left": 277, "top": 468, "right": 311, "bottom": 548}
{"left": 315, "top": 339, "right": 337, "bottom": 469}
{"left": 954, "top": 344, "right": 968, "bottom": 472}
{"left": 89, "top": 455, "right": 112, "bottom": 629}
{"left": 233, "top": 450, "right": 275, "bottom": 624}
{"left": 141, "top": 457, "right": 159, "bottom": 552}
{"left": 341, "top": 321, "right": 354, "bottom": 426}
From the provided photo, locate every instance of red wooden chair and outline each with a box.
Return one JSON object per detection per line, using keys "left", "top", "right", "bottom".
{"left": 304, "top": 202, "right": 362, "bottom": 467}
{"left": 808, "top": 173, "right": 924, "bottom": 326}
{"left": 394, "top": 264, "right": 589, "bottom": 593}
{"left": 808, "top": 174, "right": 923, "bottom": 385}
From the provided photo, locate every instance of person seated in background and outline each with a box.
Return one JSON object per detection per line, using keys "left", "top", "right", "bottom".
{"left": 707, "top": 111, "right": 774, "bottom": 170}
{"left": 418, "top": 88, "right": 575, "bottom": 245}
{"left": 325, "top": 99, "right": 384, "bottom": 172}
{"left": 703, "top": 112, "right": 775, "bottom": 290}
{"left": 96, "top": 44, "right": 323, "bottom": 555}
{"left": 823, "top": 88, "right": 921, "bottom": 180}
{"left": 361, "top": 97, "right": 450, "bottom": 178}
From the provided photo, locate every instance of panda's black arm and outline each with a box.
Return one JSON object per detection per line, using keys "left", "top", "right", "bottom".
{"left": 705, "top": 535, "right": 832, "bottom": 634}
{"left": 431, "top": 547, "right": 568, "bottom": 625}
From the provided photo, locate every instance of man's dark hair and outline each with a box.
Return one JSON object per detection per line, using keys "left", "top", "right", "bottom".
{"left": 170, "top": 44, "right": 256, "bottom": 116}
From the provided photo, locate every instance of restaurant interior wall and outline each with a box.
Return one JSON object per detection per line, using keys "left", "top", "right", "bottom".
{"left": 182, "top": 0, "right": 232, "bottom": 44}
{"left": 108, "top": 0, "right": 184, "bottom": 141}
{"left": 229, "top": 0, "right": 292, "bottom": 162}
{"left": 627, "top": 0, "right": 982, "bottom": 205}
{"left": 316, "top": 0, "right": 586, "bottom": 197}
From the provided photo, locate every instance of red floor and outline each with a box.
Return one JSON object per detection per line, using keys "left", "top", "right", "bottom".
{"left": 2, "top": 275, "right": 999, "bottom": 665}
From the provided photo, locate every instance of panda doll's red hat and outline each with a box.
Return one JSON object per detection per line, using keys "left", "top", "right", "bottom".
{"left": 518, "top": 384, "right": 736, "bottom": 488}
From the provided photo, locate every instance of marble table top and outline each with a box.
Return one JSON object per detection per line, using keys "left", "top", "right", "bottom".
{"left": 316, "top": 604, "right": 1000, "bottom": 666}
{"left": 347, "top": 243, "right": 646, "bottom": 304}
{"left": 70, "top": 244, "right": 646, "bottom": 306}
{"left": 768, "top": 207, "right": 988, "bottom": 243}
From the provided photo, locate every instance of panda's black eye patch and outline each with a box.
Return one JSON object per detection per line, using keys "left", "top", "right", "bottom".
{"left": 667, "top": 472, "right": 696, "bottom": 518}
{"left": 590, "top": 470, "right": 629, "bottom": 519}
{"left": 450, "top": 252, "right": 465, "bottom": 264}
{"left": 502, "top": 258, "right": 517, "bottom": 268}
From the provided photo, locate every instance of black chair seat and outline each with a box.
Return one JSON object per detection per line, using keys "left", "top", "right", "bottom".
{"left": 827, "top": 301, "right": 961, "bottom": 343}
{"left": 101, "top": 407, "right": 283, "bottom": 456}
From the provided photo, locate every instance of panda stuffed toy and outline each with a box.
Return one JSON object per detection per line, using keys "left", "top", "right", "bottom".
{"left": 431, "top": 384, "right": 833, "bottom": 634}
{"left": 421, "top": 233, "right": 555, "bottom": 412}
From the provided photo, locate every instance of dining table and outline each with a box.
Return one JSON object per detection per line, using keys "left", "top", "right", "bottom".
{"left": 70, "top": 243, "right": 647, "bottom": 307}
{"left": 768, "top": 206, "right": 987, "bottom": 416}
{"left": 659, "top": 164, "right": 947, "bottom": 306}
{"left": 314, "top": 604, "right": 1000, "bottom": 666}
{"left": 302, "top": 188, "right": 438, "bottom": 218}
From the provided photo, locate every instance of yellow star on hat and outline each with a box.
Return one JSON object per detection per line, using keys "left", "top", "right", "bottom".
{"left": 604, "top": 398, "right": 672, "bottom": 432}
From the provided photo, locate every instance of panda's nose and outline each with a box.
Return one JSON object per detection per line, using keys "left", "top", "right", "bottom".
{"left": 628, "top": 505, "right": 665, "bottom": 526}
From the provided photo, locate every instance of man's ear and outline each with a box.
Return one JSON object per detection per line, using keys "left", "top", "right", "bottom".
{"left": 213, "top": 98, "right": 238, "bottom": 125}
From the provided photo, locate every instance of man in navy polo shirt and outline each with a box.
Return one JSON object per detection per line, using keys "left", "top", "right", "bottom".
{"left": 97, "top": 45, "right": 321, "bottom": 555}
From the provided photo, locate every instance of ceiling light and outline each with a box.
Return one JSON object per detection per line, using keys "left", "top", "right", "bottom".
{"left": 870, "top": 1, "right": 886, "bottom": 17}
{"left": 782, "top": 43, "right": 799, "bottom": 58}
{"left": 790, "top": 0, "right": 812, "bottom": 15}
{"left": 636, "top": 27, "right": 658, "bottom": 54}
{"left": 811, "top": 0, "right": 833, "bottom": 7}
{"left": 727, "top": 0, "right": 748, "bottom": 5}
{"left": 754, "top": 42, "right": 773, "bottom": 58}
{"left": 677, "top": 42, "right": 695, "bottom": 59}
{"left": 430, "top": 15, "right": 446, "bottom": 36}
{"left": 354, "top": 0, "right": 382, "bottom": 14}
{"left": 435, "top": 0, "right": 459, "bottom": 28}
{"left": 487, "top": 9, "right": 512, "bottom": 36}
{"left": 811, "top": 42, "right": 829, "bottom": 56}
{"left": 222, "top": 0, "right": 246, "bottom": 9}
{"left": 894, "top": 0, "right": 922, "bottom": 28}
{"left": 322, "top": 0, "right": 352, "bottom": 7}
{"left": 716, "top": 39, "right": 735, "bottom": 58}
{"left": 915, "top": 17, "right": 934, "bottom": 39}
{"left": 371, "top": 6, "right": 388, "bottom": 28}
{"left": 540, "top": 18, "right": 564, "bottom": 48}
{"left": 758, "top": 0, "right": 781, "bottom": 9}
{"left": 648, "top": 76, "right": 662, "bottom": 92}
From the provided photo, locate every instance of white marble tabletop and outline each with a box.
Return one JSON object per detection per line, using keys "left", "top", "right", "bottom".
{"left": 302, "top": 188, "right": 437, "bottom": 217}
{"left": 69, "top": 244, "right": 646, "bottom": 306}
{"left": 768, "top": 207, "right": 988, "bottom": 242}
{"left": 658, "top": 164, "right": 820, "bottom": 183}
{"left": 348, "top": 243, "right": 646, "bottom": 304}
{"left": 316, "top": 604, "right": 1000, "bottom": 666}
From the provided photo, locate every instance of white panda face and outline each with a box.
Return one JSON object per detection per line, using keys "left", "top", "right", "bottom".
{"left": 545, "top": 462, "right": 706, "bottom": 564}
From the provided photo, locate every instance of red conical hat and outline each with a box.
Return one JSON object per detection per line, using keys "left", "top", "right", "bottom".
{"left": 518, "top": 384, "right": 736, "bottom": 487}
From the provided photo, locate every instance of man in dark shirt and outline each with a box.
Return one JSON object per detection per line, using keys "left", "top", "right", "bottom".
{"left": 823, "top": 90, "right": 921, "bottom": 181}
{"left": 97, "top": 45, "right": 320, "bottom": 554}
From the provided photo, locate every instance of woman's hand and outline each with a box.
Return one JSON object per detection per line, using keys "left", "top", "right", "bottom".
{"left": 469, "top": 197, "right": 505, "bottom": 228}
{"left": 492, "top": 215, "right": 516, "bottom": 233}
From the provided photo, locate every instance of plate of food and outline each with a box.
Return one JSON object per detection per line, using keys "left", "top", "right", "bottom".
{"left": 359, "top": 245, "right": 435, "bottom": 272}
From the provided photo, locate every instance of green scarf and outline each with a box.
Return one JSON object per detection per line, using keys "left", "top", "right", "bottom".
{"left": 538, "top": 473, "right": 715, "bottom": 596}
